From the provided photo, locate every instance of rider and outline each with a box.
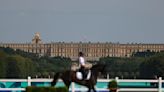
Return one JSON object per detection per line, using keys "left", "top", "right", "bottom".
{"left": 78, "top": 52, "right": 86, "bottom": 80}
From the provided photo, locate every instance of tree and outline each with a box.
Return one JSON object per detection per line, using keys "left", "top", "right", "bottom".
{"left": 0, "top": 60, "right": 7, "bottom": 78}
{"left": 5, "top": 55, "right": 36, "bottom": 78}
{"left": 140, "top": 53, "right": 164, "bottom": 78}
{"left": 0, "top": 51, "right": 7, "bottom": 78}
{"left": 6, "top": 57, "right": 21, "bottom": 78}
{"left": 99, "top": 57, "right": 143, "bottom": 78}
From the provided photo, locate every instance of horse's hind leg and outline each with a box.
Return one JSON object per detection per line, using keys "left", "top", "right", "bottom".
{"left": 65, "top": 82, "right": 71, "bottom": 89}
{"left": 63, "top": 79, "right": 71, "bottom": 89}
{"left": 51, "top": 72, "right": 60, "bottom": 86}
{"left": 51, "top": 79, "right": 57, "bottom": 86}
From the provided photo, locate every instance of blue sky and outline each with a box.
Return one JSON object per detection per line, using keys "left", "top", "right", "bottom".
{"left": 0, "top": 0, "right": 164, "bottom": 43}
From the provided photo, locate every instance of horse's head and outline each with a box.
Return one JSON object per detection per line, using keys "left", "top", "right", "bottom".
{"left": 91, "top": 63, "right": 106, "bottom": 74}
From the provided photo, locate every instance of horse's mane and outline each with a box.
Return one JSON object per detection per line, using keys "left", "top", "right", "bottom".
{"left": 91, "top": 64, "right": 99, "bottom": 69}
{"left": 91, "top": 63, "right": 104, "bottom": 70}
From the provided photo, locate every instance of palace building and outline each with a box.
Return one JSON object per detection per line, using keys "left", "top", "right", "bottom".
{"left": 0, "top": 33, "right": 164, "bottom": 61}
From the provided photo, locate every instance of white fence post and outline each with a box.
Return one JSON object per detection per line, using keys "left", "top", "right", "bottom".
{"left": 158, "top": 77, "right": 162, "bottom": 92}
{"left": 115, "top": 77, "right": 119, "bottom": 92}
{"left": 28, "top": 76, "right": 31, "bottom": 86}
{"left": 71, "top": 82, "right": 75, "bottom": 92}
{"left": 115, "top": 77, "right": 119, "bottom": 82}
{"left": 107, "top": 74, "right": 109, "bottom": 79}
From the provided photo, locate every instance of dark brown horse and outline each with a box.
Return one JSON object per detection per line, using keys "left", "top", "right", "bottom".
{"left": 51, "top": 64, "right": 106, "bottom": 92}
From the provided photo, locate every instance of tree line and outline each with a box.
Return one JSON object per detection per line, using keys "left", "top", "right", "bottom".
{"left": 99, "top": 51, "right": 164, "bottom": 79}
{"left": 0, "top": 47, "right": 164, "bottom": 79}
{"left": 0, "top": 47, "right": 72, "bottom": 78}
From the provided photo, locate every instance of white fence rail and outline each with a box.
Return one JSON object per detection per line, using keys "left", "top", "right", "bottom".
{"left": 0, "top": 77, "right": 163, "bottom": 92}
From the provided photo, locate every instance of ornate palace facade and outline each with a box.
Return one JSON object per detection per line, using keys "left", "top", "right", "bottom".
{"left": 0, "top": 33, "right": 164, "bottom": 61}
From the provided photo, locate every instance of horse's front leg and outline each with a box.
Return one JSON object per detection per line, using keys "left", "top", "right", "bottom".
{"left": 87, "top": 87, "right": 91, "bottom": 92}
{"left": 92, "top": 86, "right": 96, "bottom": 92}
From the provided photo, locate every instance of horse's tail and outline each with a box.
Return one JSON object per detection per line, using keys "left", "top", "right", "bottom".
{"left": 51, "top": 72, "right": 61, "bottom": 86}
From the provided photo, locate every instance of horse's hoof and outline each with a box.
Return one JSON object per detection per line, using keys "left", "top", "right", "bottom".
{"left": 51, "top": 82, "right": 54, "bottom": 86}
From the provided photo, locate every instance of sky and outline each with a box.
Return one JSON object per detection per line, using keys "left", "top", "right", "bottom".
{"left": 0, "top": 0, "right": 164, "bottom": 43}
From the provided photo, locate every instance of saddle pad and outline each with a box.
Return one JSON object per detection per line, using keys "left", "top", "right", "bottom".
{"left": 76, "top": 70, "right": 91, "bottom": 80}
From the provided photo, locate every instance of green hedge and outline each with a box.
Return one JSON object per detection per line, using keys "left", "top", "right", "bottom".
{"left": 26, "top": 86, "right": 68, "bottom": 92}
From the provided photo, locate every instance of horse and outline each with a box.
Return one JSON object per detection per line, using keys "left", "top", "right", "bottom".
{"left": 51, "top": 63, "right": 106, "bottom": 92}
